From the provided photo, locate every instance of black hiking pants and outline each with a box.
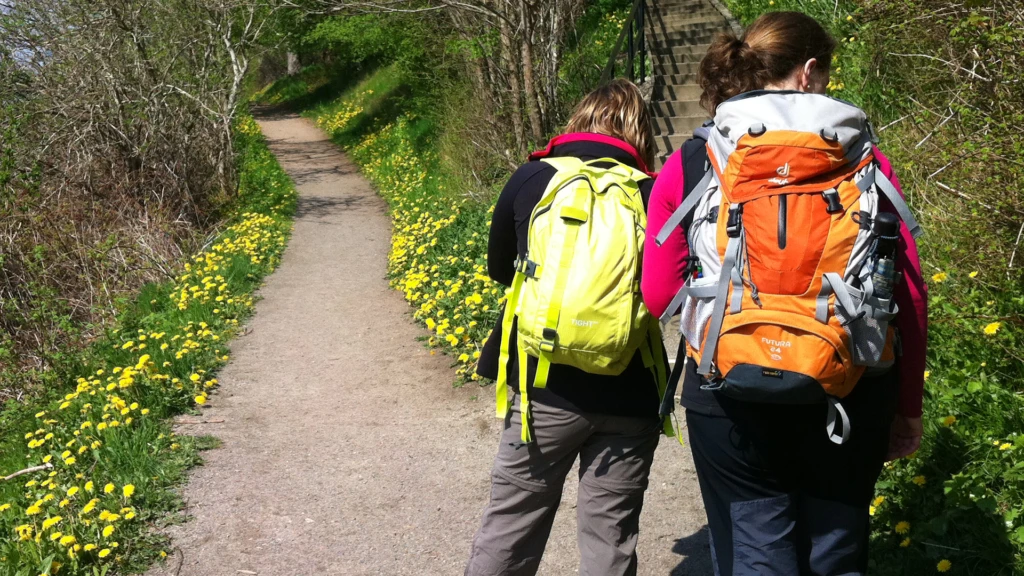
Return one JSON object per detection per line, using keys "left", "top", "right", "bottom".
{"left": 686, "top": 369, "right": 898, "bottom": 576}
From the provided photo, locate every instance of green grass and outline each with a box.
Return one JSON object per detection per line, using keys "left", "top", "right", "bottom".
{"left": 0, "top": 113, "right": 297, "bottom": 576}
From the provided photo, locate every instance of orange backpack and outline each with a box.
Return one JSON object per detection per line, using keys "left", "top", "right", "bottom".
{"left": 656, "top": 92, "right": 923, "bottom": 443}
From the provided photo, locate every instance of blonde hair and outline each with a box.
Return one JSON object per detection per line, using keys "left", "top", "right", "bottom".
{"left": 565, "top": 79, "right": 655, "bottom": 169}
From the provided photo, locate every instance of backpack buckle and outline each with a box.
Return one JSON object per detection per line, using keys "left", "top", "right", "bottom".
{"left": 540, "top": 328, "right": 557, "bottom": 352}
{"left": 515, "top": 257, "right": 539, "bottom": 278}
{"left": 726, "top": 205, "right": 743, "bottom": 238}
{"left": 822, "top": 189, "right": 844, "bottom": 214}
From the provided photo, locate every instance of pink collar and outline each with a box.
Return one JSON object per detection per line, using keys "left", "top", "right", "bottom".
{"left": 529, "top": 132, "right": 653, "bottom": 176}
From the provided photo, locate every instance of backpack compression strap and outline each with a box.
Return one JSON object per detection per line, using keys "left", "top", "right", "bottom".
{"left": 858, "top": 164, "right": 924, "bottom": 240}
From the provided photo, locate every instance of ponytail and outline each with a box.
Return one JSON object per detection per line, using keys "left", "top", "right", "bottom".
{"left": 698, "top": 12, "right": 836, "bottom": 115}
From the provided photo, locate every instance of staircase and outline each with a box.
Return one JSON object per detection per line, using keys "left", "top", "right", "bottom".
{"left": 645, "top": 0, "right": 735, "bottom": 168}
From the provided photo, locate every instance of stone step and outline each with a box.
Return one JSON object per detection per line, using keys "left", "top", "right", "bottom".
{"left": 650, "top": 83, "right": 703, "bottom": 101}
{"left": 651, "top": 58, "right": 702, "bottom": 74}
{"left": 650, "top": 99, "right": 706, "bottom": 117}
{"left": 661, "top": 43, "right": 712, "bottom": 57}
{"left": 649, "top": 0, "right": 713, "bottom": 8}
{"left": 648, "top": 29, "right": 720, "bottom": 48}
{"left": 645, "top": 13, "right": 727, "bottom": 28}
{"left": 654, "top": 72, "right": 701, "bottom": 85}
{"left": 653, "top": 114, "right": 709, "bottom": 136}
{"left": 648, "top": 27, "right": 727, "bottom": 46}
{"left": 647, "top": 7, "right": 722, "bottom": 21}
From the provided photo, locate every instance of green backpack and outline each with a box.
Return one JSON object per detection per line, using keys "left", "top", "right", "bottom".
{"left": 496, "top": 157, "right": 673, "bottom": 442}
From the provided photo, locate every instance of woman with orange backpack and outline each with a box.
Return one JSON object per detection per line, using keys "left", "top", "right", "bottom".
{"left": 642, "top": 12, "right": 928, "bottom": 575}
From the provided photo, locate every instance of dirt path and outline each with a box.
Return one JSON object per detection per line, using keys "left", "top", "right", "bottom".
{"left": 151, "top": 111, "right": 711, "bottom": 576}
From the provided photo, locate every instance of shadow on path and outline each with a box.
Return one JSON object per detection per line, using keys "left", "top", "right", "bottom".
{"left": 671, "top": 525, "right": 714, "bottom": 575}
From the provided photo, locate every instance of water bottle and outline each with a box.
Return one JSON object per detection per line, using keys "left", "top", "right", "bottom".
{"left": 870, "top": 213, "right": 900, "bottom": 300}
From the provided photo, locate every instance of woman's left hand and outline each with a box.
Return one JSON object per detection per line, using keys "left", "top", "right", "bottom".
{"left": 886, "top": 415, "right": 923, "bottom": 461}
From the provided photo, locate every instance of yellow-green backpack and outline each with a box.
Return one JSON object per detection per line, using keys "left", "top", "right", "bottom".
{"left": 496, "top": 157, "right": 673, "bottom": 442}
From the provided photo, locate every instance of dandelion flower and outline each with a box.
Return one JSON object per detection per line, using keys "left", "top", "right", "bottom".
{"left": 931, "top": 272, "right": 948, "bottom": 283}
{"left": 195, "top": 395, "right": 207, "bottom": 405}
{"left": 122, "top": 485, "right": 135, "bottom": 498}
{"left": 937, "top": 559, "right": 951, "bottom": 572}
{"left": 999, "top": 442, "right": 1012, "bottom": 451}
{"left": 969, "top": 271, "right": 978, "bottom": 278}
{"left": 895, "top": 521, "right": 911, "bottom": 534}
{"left": 99, "top": 548, "right": 111, "bottom": 558}
{"left": 983, "top": 322, "right": 1002, "bottom": 335}
{"left": 102, "top": 525, "right": 115, "bottom": 538}
{"left": 42, "top": 516, "right": 63, "bottom": 530}
{"left": 104, "top": 483, "right": 115, "bottom": 494}
{"left": 900, "top": 537, "right": 911, "bottom": 547}
{"left": 912, "top": 475, "right": 927, "bottom": 486}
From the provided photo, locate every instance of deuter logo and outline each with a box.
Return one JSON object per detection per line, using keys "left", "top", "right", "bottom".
{"left": 768, "top": 162, "right": 791, "bottom": 186}
{"left": 572, "top": 319, "right": 598, "bottom": 328}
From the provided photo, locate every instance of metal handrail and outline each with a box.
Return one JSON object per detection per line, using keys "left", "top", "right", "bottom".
{"left": 599, "top": 0, "right": 647, "bottom": 86}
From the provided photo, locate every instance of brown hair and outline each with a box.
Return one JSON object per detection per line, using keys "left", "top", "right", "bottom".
{"left": 566, "top": 79, "right": 655, "bottom": 169}
{"left": 698, "top": 12, "right": 836, "bottom": 114}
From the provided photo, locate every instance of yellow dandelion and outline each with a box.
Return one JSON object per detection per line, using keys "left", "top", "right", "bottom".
{"left": 104, "top": 483, "right": 115, "bottom": 494}
{"left": 931, "top": 272, "right": 948, "bottom": 283}
{"left": 122, "top": 484, "right": 135, "bottom": 498}
{"left": 900, "top": 537, "right": 911, "bottom": 547}
{"left": 912, "top": 475, "right": 926, "bottom": 486}
{"left": 99, "top": 548, "right": 111, "bottom": 558}
{"left": 983, "top": 322, "right": 1002, "bottom": 335}
{"left": 969, "top": 271, "right": 978, "bottom": 278}
{"left": 999, "top": 442, "right": 1012, "bottom": 451}
{"left": 895, "top": 521, "right": 911, "bottom": 534}
{"left": 42, "top": 516, "right": 63, "bottom": 530}
{"left": 937, "top": 559, "right": 951, "bottom": 572}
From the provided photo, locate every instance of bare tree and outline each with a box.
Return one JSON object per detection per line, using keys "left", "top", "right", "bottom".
{"left": 0, "top": 0, "right": 281, "bottom": 383}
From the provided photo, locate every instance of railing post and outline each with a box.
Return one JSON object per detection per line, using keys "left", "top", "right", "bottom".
{"left": 626, "top": 22, "right": 634, "bottom": 83}
{"left": 638, "top": 0, "right": 646, "bottom": 83}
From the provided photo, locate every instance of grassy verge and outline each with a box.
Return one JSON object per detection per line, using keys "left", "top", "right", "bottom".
{"left": 0, "top": 114, "right": 297, "bottom": 576}
{"left": 723, "top": 2, "right": 1023, "bottom": 574}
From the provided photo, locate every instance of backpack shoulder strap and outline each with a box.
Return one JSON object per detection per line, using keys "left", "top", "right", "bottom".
{"left": 654, "top": 126, "right": 714, "bottom": 246}
{"left": 858, "top": 163, "right": 924, "bottom": 239}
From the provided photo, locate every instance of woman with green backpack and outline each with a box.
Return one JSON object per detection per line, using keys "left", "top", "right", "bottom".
{"left": 466, "top": 79, "right": 672, "bottom": 576}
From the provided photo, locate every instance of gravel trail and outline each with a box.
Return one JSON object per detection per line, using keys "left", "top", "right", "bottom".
{"left": 150, "top": 111, "right": 711, "bottom": 576}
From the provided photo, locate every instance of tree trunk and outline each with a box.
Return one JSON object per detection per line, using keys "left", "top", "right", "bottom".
{"left": 499, "top": 17, "right": 526, "bottom": 157}
{"left": 520, "top": 3, "right": 544, "bottom": 143}
{"left": 287, "top": 51, "right": 300, "bottom": 76}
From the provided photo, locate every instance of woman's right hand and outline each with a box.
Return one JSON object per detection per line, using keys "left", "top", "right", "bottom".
{"left": 886, "top": 414, "right": 923, "bottom": 461}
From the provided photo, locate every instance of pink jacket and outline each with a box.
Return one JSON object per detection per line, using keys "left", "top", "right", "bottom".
{"left": 642, "top": 147, "right": 928, "bottom": 417}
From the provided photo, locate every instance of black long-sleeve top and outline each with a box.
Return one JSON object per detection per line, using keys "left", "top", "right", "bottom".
{"left": 476, "top": 133, "right": 661, "bottom": 418}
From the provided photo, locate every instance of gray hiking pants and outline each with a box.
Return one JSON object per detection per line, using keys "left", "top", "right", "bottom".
{"left": 465, "top": 393, "right": 661, "bottom": 576}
